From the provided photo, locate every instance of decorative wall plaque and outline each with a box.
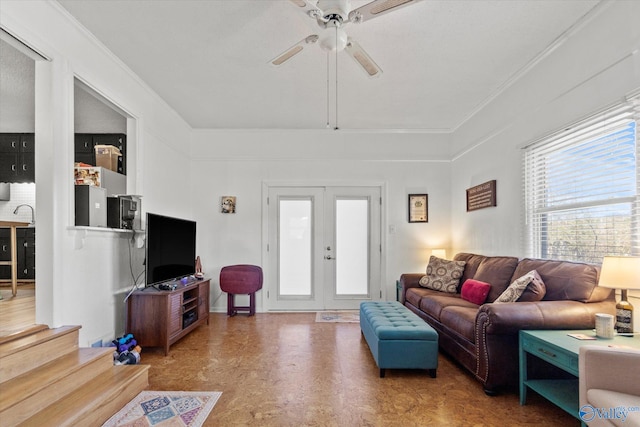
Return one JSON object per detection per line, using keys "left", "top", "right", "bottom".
{"left": 466, "top": 180, "right": 497, "bottom": 212}
{"left": 408, "top": 194, "right": 428, "bottom": 223}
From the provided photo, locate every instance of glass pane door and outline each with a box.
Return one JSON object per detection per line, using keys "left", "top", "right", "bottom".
{"left": 267, "top": 185, "right": 381, "bottom": 311}
{"left": 278, "top": 199, "right": 312, "bottom": 296}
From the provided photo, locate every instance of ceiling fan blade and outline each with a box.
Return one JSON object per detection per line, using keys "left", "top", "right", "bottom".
{"left": 288, "top": 0, "right": 323, "bottom": 18}
{"left": 344, "top": 39, "right": 382, "bottom": 77}
{"left": 348, "top": 0, "right": 422, "bottom": 24}
{"left": 270, "top": 35, "right": 319, "bottom": 66}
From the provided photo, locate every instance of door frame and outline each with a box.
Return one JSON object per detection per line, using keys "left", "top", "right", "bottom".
{"left": 261, "top": 180, "right": 387, "bottom": 311}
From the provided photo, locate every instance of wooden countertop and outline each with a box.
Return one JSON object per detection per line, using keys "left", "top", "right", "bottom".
{"left": 0, "top": 221, "right": 30, "bottom": 227}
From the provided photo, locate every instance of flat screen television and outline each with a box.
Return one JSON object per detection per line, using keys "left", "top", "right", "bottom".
{"left": 145, "top": 212, "right": 197, "bottom": 287}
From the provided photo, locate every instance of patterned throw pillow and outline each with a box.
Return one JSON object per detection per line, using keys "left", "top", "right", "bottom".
{"left": 419, "top": 256, "right": 466, "bottom": 293}
{"left": 518, "top": 271, "right": 546, "bottom": 302}
{"left": 494, "top": 270, "right": 545, "bottom": 303}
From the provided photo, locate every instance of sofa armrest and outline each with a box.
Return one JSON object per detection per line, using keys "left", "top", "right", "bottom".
{"left": 476, "top": 300, "right": 616, "bottom": 335}
{"left": 474, "top": 299, "right": 615, "bottom": 392}
{"left": 399, "top": 273, "right": 423, "bottom": 304}
{"left": 579, "top": 345, "right": 640, "bottom": 410}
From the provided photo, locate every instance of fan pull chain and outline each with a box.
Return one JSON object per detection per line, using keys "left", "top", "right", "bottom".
{"left": 326, "top": 50, "right": 330, "bottom": 128}
{"left": 334, "top": 24, "right": 339, "bottom": 131}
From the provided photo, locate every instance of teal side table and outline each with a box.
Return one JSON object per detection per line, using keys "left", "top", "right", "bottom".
{"left": 519, "top": 329, "right": 640, "bottom": 425}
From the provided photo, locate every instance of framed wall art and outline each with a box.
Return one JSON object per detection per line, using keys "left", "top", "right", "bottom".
{"left": 221, "top": 196, "right": 236, "bottom": 213}
{"left": 408, "top": 194, "right": 428, "bottom": 223}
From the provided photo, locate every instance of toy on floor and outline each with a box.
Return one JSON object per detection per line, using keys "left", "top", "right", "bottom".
{"left": 115, "top": 345, "right": 142, "bottom": 365}
{"left": 111, "top": 334, "right": 142, "bottom": 365}
{"left": 112, "top": 333, "right": 137, "bottom": 353}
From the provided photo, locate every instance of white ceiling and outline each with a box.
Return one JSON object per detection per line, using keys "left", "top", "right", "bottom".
{"left": 57, "top": 0, "right": 601, "bottom": 131}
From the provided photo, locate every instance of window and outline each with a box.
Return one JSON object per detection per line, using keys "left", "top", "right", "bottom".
{"left": 523, "top": 94, "right": 639, "bottom": 264}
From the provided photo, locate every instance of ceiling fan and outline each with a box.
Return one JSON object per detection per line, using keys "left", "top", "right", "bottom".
{"left": 270, "top": 0, "right": 423, "bottom": 77}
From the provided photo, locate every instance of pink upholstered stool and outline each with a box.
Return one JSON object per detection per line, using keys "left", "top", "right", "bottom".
{"left": 219, "top": 265, "right": 263, "bottom": 316}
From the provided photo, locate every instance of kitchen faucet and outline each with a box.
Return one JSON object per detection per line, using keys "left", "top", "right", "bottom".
{"left": 13, "top": 204, "right": 35, "bottom": 225}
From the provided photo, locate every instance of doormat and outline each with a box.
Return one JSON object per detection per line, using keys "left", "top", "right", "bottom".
{"left": 315, "top": 311, "right": 360, "bottom": 323}
{"left": 102, "top": 390, "right": 222, "bottom": 427}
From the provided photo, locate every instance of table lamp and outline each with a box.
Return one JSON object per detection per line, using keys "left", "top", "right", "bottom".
{"left": 598, "top": 256, "right": 640, "bottom": 334}
{"left": 431, "top": 249, "right": 447, "bottom": 259}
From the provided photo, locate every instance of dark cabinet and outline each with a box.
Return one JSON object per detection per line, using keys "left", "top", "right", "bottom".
{"left": 0, "top": 134, "right": 35, "bottom": 183}
{"left": 0, "top": 229, "right": 10, "bottom": 278}
{"left": 74, "top": 133, "right": 126, "bottom": 175}
{"left": 0, "top": 227, "right": 35, "bottom": 281}
{"left": 16, "top": 228, "right": 36, "bottom": 280}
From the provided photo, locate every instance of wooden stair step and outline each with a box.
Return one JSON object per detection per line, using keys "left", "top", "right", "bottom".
{"left": 0, "top": 324, "right": 49, "bottom": 345}
{"left": 0, "top": 347, "right": 115, "bottom": 425}
{"left": 0, "top": 325, "right": 81, "bottom": 383}
{"left": 18, "top": 364, "right": 150, "bottom": 427}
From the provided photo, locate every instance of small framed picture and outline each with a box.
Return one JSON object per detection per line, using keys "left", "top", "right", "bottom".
{"left": 221, "top": 196, "right": 236, "bottom": 213}
{"left": 408, "top": 194, "right": 428, "bottom": 223}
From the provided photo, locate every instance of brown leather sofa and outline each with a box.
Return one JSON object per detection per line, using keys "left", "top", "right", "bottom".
{"left": 400, "top": 253, "right": 615, "bottom": 395}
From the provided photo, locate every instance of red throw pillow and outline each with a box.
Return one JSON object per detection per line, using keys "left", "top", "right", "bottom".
{"left": 461, "top": 279, "right": 491, "bottom": 305}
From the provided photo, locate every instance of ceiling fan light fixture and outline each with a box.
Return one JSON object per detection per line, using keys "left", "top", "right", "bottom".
{"left": 319, "top": 27, "right": 347, "bottom": 52}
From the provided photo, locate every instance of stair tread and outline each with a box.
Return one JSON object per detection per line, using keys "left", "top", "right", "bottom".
{"left": 0, "top": 347, "right": 115, "bottom": 412}
{"left": 20, "top": 364, "right": 150, "bottom": 427}
{"left": 0, "top": 325, "right": 81, "bottom": 358}
{"left": 0, "top": 324, "right": 49, "bottom": 345}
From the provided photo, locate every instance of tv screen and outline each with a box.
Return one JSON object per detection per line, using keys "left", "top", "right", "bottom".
{"left": 145, "top": 212, "right": 196, "bottom": 287}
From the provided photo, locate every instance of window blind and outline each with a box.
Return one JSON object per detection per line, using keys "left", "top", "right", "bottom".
{"left": 523, "top": 94, "right": 639, "bottom": 264}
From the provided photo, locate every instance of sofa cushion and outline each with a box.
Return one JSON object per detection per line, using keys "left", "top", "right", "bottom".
{"left": 513, "top": 258, "right": 608, "bottom": 302}
{"left": 419, "top": 256, "right": 466, "bottom": 293}
{"left": 473, "top": 256, "right": 520, "bottom": 302}
{"left": 418, "top": 292, "right": 476, "bottom": 321}
{"left": 440, "top": 306, "right": 477, "bottom": 342}
{"left": 461, "top": 279, "right": 491, "bottom": 305}
{"left": 453, "top": 253, "right": 489, "bottom": 289}
{"left": 404, "top": 286, "right": 440, "bottom": 310}
{"left": 587, "top": 389, "right": 639, "bottom": 427}
{"left": 494, "top": 270, "right": 545, "bottom": 303}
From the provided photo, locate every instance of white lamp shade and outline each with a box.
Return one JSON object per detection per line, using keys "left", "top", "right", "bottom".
{"left": 431, "top": 249, "right": 446, "bottom": 259}
{"left": 598, "top": 256, "right": 640, "bottom": 290}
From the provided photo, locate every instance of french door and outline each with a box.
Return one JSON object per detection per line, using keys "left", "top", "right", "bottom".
{"left": 266, "top": 185, "right": 382, "bottom": 310}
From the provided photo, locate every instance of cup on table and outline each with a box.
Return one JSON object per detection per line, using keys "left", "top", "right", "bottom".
{"left": 595, "top": 313, "right": 615, "bottom": 339}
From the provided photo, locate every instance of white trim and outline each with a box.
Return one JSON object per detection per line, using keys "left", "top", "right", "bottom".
{"left": 449, "top": 1, "right": 611, "bottom": 134}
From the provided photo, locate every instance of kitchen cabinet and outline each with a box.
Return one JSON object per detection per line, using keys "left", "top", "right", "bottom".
{"left": 74, "top": 133, "right": 126, "bottom": 175}
{"left": 0, "top": 226, "right": 35, "bottom": 282}
{"left": 0, "top": 133, "right": 35, "bottom": 183}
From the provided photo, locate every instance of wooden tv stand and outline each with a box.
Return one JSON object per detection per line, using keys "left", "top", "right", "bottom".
{"left": 126, "top": 279, "right": 210, "bottom": 355}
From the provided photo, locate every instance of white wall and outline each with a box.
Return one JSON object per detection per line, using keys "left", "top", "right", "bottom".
{"left": 190, "top": 130, "right": 453, "bottom": 311}
{"left": 0, "top": 39, "right": 35, "bottom": 133}
{"left": 2, "top": 0, "right": 638, "bottom": 338}
{"left": 450, "top": 1, "right": 640, "bottom": 256}
{"left": 449, "top": 1, "right": 640, "bottom": 321}
{"left": 1, "top": 1, "right": 193, "bottom": 345}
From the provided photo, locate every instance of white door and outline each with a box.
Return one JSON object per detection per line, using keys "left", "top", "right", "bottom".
{"left": 266, "top": 186, "right": 381, "bottom": 311}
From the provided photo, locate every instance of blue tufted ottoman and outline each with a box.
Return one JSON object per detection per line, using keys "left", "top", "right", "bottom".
{"left": 360, "top": 301, "right": 438, "bottom": 378}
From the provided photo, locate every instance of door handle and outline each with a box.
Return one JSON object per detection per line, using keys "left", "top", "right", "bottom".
{"left": 324, "top": 255, "right": 335, "bottom": 260}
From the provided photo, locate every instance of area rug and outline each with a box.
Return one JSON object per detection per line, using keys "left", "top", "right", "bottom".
{"left": 315, "top": 311, "right": 360, "bottom": 323}
{"left": 102, "top": 390, "right": 222, "bottom": 427}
